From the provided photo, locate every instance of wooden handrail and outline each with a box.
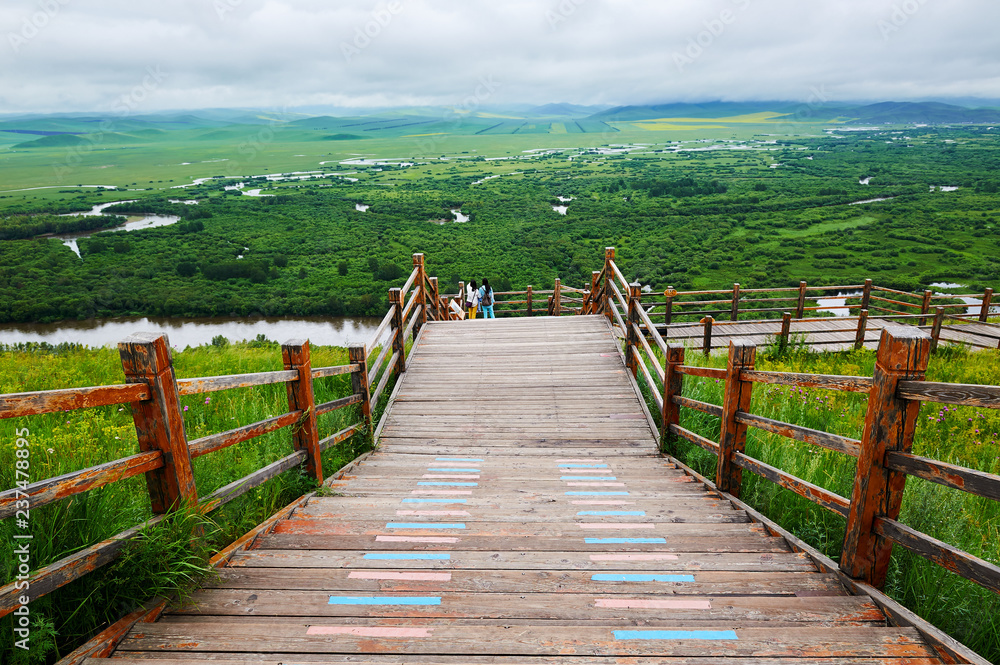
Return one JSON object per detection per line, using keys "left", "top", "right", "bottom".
{"left": 0, "top": 383, "right": 150, "bottom": 419}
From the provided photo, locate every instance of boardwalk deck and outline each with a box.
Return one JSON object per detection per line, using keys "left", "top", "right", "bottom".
{"left": 99, "top": 315, "right": 950, "bottom": 664}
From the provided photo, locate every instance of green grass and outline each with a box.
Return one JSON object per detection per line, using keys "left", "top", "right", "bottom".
{"left": 654, "top": 343, "right": 1000, "bottom": 662}
{"left": 0, "top": 339, "right": 374, "bottom": 663}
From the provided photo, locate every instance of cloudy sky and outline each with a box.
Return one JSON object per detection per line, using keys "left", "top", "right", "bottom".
{"left": 1, "top": 0, "right": 998, "bottom": 114}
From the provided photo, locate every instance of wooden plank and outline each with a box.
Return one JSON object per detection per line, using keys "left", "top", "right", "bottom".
{"left": 176, "top": 370, "right": 298, "bottom": 395}
{"left": 741, "top": 370, "right": 873, "bottom": 393}
{"left": 735, "top": 412, "right": 861, "bottom": 458}
{"left": 0, "top": 383, "right": 149, "bottom": 418}
{"left": 897, "top": 380, "right": 1000, "bottom": 408}
{"left": 188, "top": 411, "right": 300, "bottom": 458}
{"left": 733, "top": 453, "right": 850, "bottom": 518}
{"left": 117, "top": 624, "right": 937, "bottom": 658}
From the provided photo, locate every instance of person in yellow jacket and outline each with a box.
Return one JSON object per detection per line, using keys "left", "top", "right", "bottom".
{"left": 465, "top": 280, "right": 479, "bottom": 319}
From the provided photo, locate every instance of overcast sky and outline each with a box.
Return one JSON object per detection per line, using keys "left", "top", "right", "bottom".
{"left": 2, "top": 0, "right": 998, "bottom": 114}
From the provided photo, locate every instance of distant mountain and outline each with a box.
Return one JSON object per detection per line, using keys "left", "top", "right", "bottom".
{"left": 843, "top": 101, "right": 1000, "bottom": 125}
{"left": 590, "top": 101, "right": 808, "bottom": 121}
{"left": 527, "top": 103, "right": 612, "bottom": 117}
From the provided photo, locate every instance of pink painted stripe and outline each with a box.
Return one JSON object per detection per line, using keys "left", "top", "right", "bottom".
{"left": 422, "top": 474, "right": 481, "bottom": 479}
{"left": 579, "top": 523, "right": 655, "bottom": 529}
{"left": 595, "top": 599, "right": 712, "bottom": 610}
{"left": 396, "top": 510, "right": 471, "bottom": 517}
{"left": 557, "top": 459, "right": 605, "bottom": 463}
{"left": 307, "top": 626, "right": 432, "bottom": 638}
{"left": 565, "top": 482, "right": 626, "bottom": 487}
{"left": 590, "top": 554, "right": 680, "bottom": 561}
{"left": 411, "top": 490, "right": 473, "bottom": 495}
{"left": 348, "top": 571, "right": 452, "bottom": 581}
{"left": 375, "top": 535, "right": 460, "bottom": 543}
{"left": 571, "top": 500, "right": 637, "bottom": 505}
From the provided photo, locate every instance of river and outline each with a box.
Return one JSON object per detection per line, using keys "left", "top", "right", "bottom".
{"left": 57, "top": 201, "right": 181, "bottom": 257}
{"left": 0, "top": 316, "right": 382, "bottom": 349}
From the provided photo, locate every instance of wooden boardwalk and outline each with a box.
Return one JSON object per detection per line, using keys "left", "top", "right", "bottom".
{"left": 655, "top": 317, "right": 999, "bottom": 352}
{"left": 101, "top": 315, "right": 949, "bottom": 664}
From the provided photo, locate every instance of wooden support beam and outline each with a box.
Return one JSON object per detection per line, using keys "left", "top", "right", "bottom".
{"left": 842, "top": 325, "right": 931, "bottom": 588}
{"left": 980, "top": 287, "right": 994, "bottom": 322}
{"left": 730, "top": 283, "right": 740, "bottom": 321}
{"left": 715, "top": 340, "right": 756, "bottom": 496}
{"left": 664, "top": 286, "right": 676, "bottom": 326}
{"left": 855, "top": 309, "right": 869, "bottom": 351}
{"left": 526, "top": 285, "right": 533, "bottom": 317}
{"left": 779, "top": 312, "right": 792, "bottom": 350}
{"left": 553, "top": 278, "right": 562, "bottom": 317}
{"left": 428, "top": 276, "right": 440, "bottom": 322}
{"left": 413, "top": 253, "right": 427, "bottom": 332}
{"left": 796, "top": 281, "right": 807, "bottom": 319}
{"left": 281, "top": 340, "right": 322, "bottom": 484}
{"left": 626, "top": 283, "right": 641, "bottom": 378}
{"left": 388, "top": 288, "right": 405, "bottom": 376}
{"left": 861, "top": 278, "right": 873, "bottom": 313}
{"left": 919, "top": 290, "right": 933, "bottom": 326}
{"left": 701, "top": 316, "right": 714, "bottom": 356}
{"left": 662, "top": 344, "right": 685, "bottom": 453}
{"left": 930, "top": 307, "right": 944, "bottom": 353}
{"left": 118, "top": 333, "right": 196, "bottom": 514}
{"left": 589, "top": 271, "right": 601, "bottom": 315}
{"left": 348, "top": 345, "right": 372, "bottom": 432}
{"left": 603, "top": 247, "right": 615, "bottom": 324}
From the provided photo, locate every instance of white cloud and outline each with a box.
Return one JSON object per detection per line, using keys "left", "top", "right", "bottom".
{"left": 1, "top": 0, "right": 997, "bottom": 113}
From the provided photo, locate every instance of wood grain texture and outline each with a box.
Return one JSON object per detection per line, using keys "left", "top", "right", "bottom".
{"left": 0, "top": 383, "right": 149, "bottom": 418}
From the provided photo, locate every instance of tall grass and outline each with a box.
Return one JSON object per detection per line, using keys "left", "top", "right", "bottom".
{"left": 657, "top": 341, "right": 1000, "bottom": 662}
{"left": 0, "top": 338, "right": 373, "bottom": 663}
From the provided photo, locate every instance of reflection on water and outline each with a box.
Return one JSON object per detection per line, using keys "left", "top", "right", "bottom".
{"left": 0, "top": 316, "right": 382, "bottom": 349}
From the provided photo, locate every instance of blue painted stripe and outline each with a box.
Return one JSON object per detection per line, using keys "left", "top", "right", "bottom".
{"left": 329, "top": 596, "right": 442, "bottom": 606}
{"left": 562, "top": 476, "right": 617, "bottom": 481}
{"left": 428, "top": 468, "right": 481, "bottom": 473}
{"left": 559, "top": 464, "right": 608, "bottom": 468}
{"left": 402, "top": 498, "right": 468, "bottom": 504}
{"left": 385, "top": 522, "right": 466, "bottom": 529}
{"left": 585, "top": 537, "right": 666, "bottom": 544}
{"left": 566, "top": 491, "right": 629, "bottom": 496}
{"left": 577, "top": 511, "right": 646, "bottom": 516}
{"left": 614, "top": 630, "right": 737, "bottom": 641}
{"left": 417, "top": 482, "right": 478, "bottom": 487}
{"left": 592, "top": 574, "right": 695, "bottom": 582}
{"left": 436, "top": 458, "right": 484, "bottom": 462}
{"left": 363, "top": 552, "right": 451, "bottom": 560}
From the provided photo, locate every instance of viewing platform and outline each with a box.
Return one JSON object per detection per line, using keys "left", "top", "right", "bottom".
{"left": 91, "top": 316, "right": 979, "bottom": 664}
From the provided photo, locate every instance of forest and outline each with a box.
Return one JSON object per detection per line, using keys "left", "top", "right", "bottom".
{"left": 1, "top": 124, "right": 999, "bottom": 324}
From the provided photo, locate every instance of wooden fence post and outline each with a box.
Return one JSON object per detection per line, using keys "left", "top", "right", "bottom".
{"left": 282, "top": 340, "right": 323, "bottom": 484}
{"left": 716, "top": 340, "right": 756, "bottom": 496}
{"left": 553, "top": 278, "right": 562, "bottom": 317}
{"left": 796, "top": 281, "right": 807, "bottom": 319}
{"left": 860, "top": 279, "right": 873, "bottom": 313}
{"left": 701, "top": 316, "right": 714, "bottom": 356}
{"left": 626, "top": 283, "right": 641, "bottom": 377}
{"left": 664, "top": 287, "right": 675, "bottom": 327}
{"left": 413, "top": 254, "right": 427, "bottom": 333}
{"left": 779, "top": 312, "right": 792, "bottom": 350}
{"left": 919, "top": 290, "right": 932, "bottom": 326}
{"left": 589, "top": 271, "right": 601, "bottom": 315}
{"left": 854, "top": 309, "right": 869, "bottom": 351}
{"left": 604, "top": 247, "right": 615, "bottom": 324}
{"left": 389, "top": 287, "right": 406, "bottom": 376}
{"left": 458, "top": 280, "right": 465, "bottom": 316}
{"left": 980, "top": 287, "right": 994, "bottom": 322}
{"left": 526, "top": 285, "right": 533, "bottom": 317}
{"left": 930, "top": 307, "right": 944, "bottom": 353}
{"left": 428, "top": 276, "right": 440, "bottom": 322}
{"left": 349, "top": 345, "right": 372, "bottom": 431}
{"left": 662, "top": 344, "right": 685, "bottom": 453}
{"left": 118, "top": 333, "right": 197, "bottom": 514}
{"left": 841, "top": 326, "right": 931, "bottom": 588}
{"left": 730, "top": 283, "right": 741, "bottom": 322}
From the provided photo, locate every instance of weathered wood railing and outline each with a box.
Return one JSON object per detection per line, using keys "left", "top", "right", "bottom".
{"left": 615, "top": 276, "right": 1000, "bottom": 599}
{"left": 0, "top": 253, "right": 445, "bottom": 621}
